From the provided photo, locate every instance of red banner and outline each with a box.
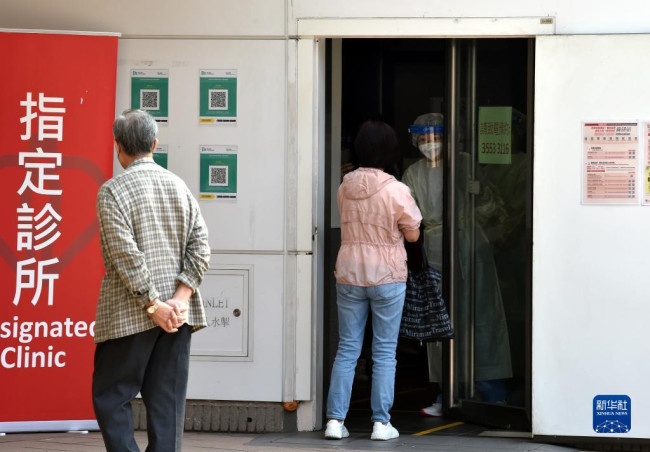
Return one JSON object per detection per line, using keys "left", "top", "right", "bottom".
{"left": 0, "top": 31, "right": 117, "bottom": 431}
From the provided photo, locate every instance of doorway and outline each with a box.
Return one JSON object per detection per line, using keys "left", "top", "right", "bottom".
{"left": 323, "top": 37, "right": 533, "bottom": 433}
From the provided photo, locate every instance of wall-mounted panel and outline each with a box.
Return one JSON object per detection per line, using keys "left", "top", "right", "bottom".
{"left": 534, "top": 34, "right": 650, "bottom": 439}
{"left": 192, "top": 266, "right": 252, "bottom": 359}
{"left": 188, "top": 254, "right": 284, "bottom": 402}
{"left": 115, "top": 39, "right": 286, "bottom": 251}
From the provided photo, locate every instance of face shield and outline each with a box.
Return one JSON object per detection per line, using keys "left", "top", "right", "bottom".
{"left": 408, "top": 123, "right": 444, "bottom": 167}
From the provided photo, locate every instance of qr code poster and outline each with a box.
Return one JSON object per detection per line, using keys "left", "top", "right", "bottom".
{"left": 208, "top": 166, "right": 228, "bottom": 186}
{"left": 208, "top": 89, "right": 228, "bottom": 111}
{"left": 199, "top": 145, "right": 238, "bottom": 200}
{"left": 140, "top": 89, "right": 160, "bottom": 110}
{"left": 153, "top": 143, "right": 168, "bottom": 169}
{"left": 131, "top": 69, "right": 169, "bottom": 125}
{"left": 199, "top": 69, "right": 237, "bottom": 125}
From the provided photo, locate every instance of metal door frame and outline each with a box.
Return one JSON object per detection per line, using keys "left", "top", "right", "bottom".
{"left": 306, "top": 18, "right": 552, "bottom": 430}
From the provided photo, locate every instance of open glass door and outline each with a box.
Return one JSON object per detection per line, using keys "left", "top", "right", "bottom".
{"left": 446, "top": 38, "right": 533, "bottom": 431}
{"left": 324, "top": 37, "right": 533, "bottom": 432}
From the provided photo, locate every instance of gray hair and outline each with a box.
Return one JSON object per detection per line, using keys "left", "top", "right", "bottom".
{"left": 113, "top": 109, "right": 158, "bottom": 156}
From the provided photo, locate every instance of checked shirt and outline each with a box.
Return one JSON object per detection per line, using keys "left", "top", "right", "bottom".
{"left": 94, "top": 157, "right": 210, "bottom": 343}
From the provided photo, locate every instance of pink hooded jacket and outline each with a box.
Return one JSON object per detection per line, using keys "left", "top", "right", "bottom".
{"left": 335, "top": 168, "right": 422, "bottom": 286}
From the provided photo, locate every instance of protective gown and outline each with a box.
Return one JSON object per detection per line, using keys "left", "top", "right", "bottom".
{"left": 402, "top": 154, "right": 512, "bottom": 384}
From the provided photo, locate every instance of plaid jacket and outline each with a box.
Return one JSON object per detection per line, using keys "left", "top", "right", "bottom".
{"left": 94, "top": 157, "right": 210, "bottom": 343}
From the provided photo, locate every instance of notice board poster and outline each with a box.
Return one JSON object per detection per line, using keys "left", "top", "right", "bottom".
{"left": 199, "top": 145, "right": 238, "bottom": 200}
{"left": 153, "top": 144, "right": 168, "bottom": 169}
{"left": 0, "top": 31, "right": 118, "bottom": 432}
{"left": 582, "top": 122, "right": 639, "bottom": 204}
{"left": 643, "top": 122, "right": 650, "bottom": 205}
{"left": 199, "top": 69, "right": 238, "bottom": 125}
{"left": 130, "top": 69, "right": 169, "bottom": 125}
{"left": 478, "top": 106, "right": 512, "bottom": 165}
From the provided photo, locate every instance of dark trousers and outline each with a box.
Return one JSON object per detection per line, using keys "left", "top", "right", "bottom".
{"left": 92, "top": 325, "right": 191, "bottom": 452}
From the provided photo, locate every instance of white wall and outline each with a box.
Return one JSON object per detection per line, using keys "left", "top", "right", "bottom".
{"left": 115, "top": 39, "right": 286, "bottom": 251}
{"left": 534, "top": 34, "right": 650, "bottom": 438}
{"left": 291, "top": 0, "right": 650, "bottom": 35}
{"left": 6, "top": 0, "right": 650, "bottom": 38}
{"left": 0, "top": 0, "right": 286, "bottom": 37}
{"left": 114, "top": 38, "right": 290, "bottom": 401}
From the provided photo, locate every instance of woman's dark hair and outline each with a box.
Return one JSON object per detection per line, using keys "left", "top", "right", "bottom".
{"left": 353, "top": 120, "right": 400, "bottom": 170}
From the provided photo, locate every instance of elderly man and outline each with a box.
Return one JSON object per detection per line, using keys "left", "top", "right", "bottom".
{"left": 92, "top": 109, "right": 210, "bottom": 451}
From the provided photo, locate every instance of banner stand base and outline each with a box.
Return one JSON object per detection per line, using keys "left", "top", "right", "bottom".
{"left": 0, "top": 421, "right": 99, "bottom": 433}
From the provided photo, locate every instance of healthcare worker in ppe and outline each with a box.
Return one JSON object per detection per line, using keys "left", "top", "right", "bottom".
{"left": 402, "top": 113, "right": 512, "bottom": 416}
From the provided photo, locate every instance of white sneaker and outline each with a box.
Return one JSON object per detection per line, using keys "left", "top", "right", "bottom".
{"left": 371, "top": 421, "right": 399, "bottom": 440}
{"left": 324, "top": 419, "right": 349, "bottom": 439}
{"left": 421, "top": 402, "right": 442, "bottom": 417}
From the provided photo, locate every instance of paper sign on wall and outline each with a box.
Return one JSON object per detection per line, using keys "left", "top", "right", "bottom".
{"left": 582, "top": 122, "right": 639, "bottom": 205}
{"left": 199, "top": 145, "right": 238, "bottom": 200}
{"left": 199, "top": 69, "right": 237, "bottom": 125}
{"left": 478, "top": 106, "right": 512, "bottom": 165}
{"left": 131, "top": 69, "right": 169, "bottom": 125}
{"left": 153, "top": 144, "right": 168, "bottom": 169}
{"left": 642, "top": 122, "right": 650, "bottom": 205}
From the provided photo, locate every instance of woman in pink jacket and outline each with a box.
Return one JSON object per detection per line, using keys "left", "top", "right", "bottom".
{"left": 325, "top": 120, "right": 422, "bottom": 441}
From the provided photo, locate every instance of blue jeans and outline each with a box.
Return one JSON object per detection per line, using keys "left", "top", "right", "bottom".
{"left": 326, "top": 282, "right": 406, "bottom": 423}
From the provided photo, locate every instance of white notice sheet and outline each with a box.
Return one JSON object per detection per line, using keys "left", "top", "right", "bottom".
{"left": 582, "top": 122, "right": 639, "bottom": 205}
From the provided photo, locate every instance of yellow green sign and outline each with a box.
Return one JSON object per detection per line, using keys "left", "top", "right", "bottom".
{"left": 131, "top": 69, "right": 169, "bottom": 125}
{"left": 199, "top": 145, "right": 238, "bottom": 200}
{"left": 478, "top": 106, "right": 512, "bottom": 165}
{"left": 153, "top": 144, "right": 168, "bottom": 169}
{"left": 199, "top": 69, "right": 237, "bottom": 125}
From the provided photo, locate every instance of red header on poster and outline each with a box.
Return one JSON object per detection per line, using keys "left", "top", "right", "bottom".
{"left": 0, "top": 31, "right": 117, "bottom": 428}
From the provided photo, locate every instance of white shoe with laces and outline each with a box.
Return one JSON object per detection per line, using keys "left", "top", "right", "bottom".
{"left": 421, "top": 402, "right": 443, "bottom": 417}
{"left": 370, "top": 421, "right": 399, "bottom": 440}
{"left": 324, "top": 419, "right": 349, "bottom": 439}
